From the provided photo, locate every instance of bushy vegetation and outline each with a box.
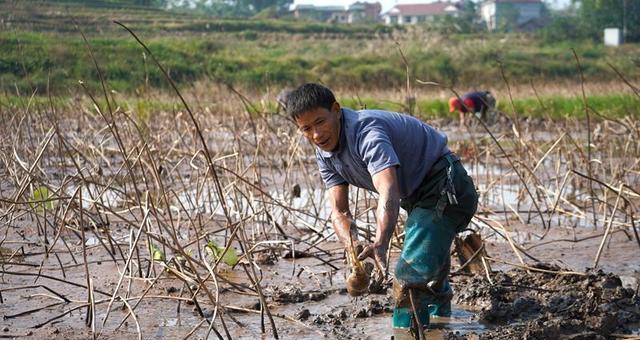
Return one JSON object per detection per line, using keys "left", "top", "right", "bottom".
{"left": 2, "top": 29, "right": 638, "bottom": 96}
{"left": 539, "top": 0, "right": 639, "bottom": 44}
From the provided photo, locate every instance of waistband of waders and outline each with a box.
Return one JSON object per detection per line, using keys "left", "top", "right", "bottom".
{"left": 401, "top": 152, "right": 460, "bottom": 210}
{"left": 425, "top": 152, "right": 460, "bottom": 179}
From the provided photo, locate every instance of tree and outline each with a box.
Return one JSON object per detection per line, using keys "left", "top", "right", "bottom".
{"left": 458, "top": 0, "right": 478, "bottom": 24}
{"left": 134, "top": 0, "right": 167, "bottom": 6}
{"left": 237, "top": 0, "right": 292, "bottom": 15}
{"left": 422, "top": 0, "right": 485, "bottom": 34}
{"left": 575, "top": 0, "right": 640, "bottom": 42}
{"left": 497, "top": 3, "right": 520, "bottom": 32}
{"left": 539, "top": 14, "right": 583, "bottom": 43}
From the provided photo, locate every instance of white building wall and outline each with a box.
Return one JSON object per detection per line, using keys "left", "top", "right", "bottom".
{"left": 604, "top": 28, "right": 622, "bottom": 46}
{"left": 480, "top": 2, "right": 497, "bottom": 30}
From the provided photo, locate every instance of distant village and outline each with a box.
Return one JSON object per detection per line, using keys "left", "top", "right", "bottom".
{"left": 291, "top": 0, "right": 547, "bottom": 31}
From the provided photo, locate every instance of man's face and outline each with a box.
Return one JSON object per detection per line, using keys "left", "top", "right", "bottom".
{"left": 295, "top": 102, "right": 342, "bottom": 152}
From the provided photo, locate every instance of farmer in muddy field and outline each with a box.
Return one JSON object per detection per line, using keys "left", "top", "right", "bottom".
{"left": 275, "top": 88, "right": 292, "bottom": 114}
{"left": 286, "top": 83, "right": 478, "bottom": 339}
{"left": 448, "top": 90, "right": 496, "bottom": 126}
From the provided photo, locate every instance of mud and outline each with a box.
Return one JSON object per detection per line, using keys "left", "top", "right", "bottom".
{"left": 449, "top": 263, "right": 640, "bottom": 339}
{"left": 2, "top": 108, "right": 639, "bottom": 340}
{"left": 268, "top": 286, "right": 329, "bottom": 303}
{"left": 2, "top": 222, "right": 638, "bottom": 339}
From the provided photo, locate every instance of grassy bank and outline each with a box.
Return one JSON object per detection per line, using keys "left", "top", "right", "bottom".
{"left": 4, "top": 92, "right": 637, "bottom": 121}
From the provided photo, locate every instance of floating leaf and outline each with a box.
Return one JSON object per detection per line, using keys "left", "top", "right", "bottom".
{"left": 206, "top": 240, "right": 239, "bottom": 266}
{"left": 31, "top": 186, "right": 53, "bottom": 211}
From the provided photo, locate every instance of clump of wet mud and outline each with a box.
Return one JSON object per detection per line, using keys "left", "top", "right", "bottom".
{"left": 267, "top": 285, "right": 328, "bottom": 303}
{"left": 450, "top": 263, "right": 640, "bottom": 339}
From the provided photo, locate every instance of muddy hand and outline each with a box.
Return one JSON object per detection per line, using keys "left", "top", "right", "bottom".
{"left": 357, "top": 243, "right": 388, "bottom": 278}
{"left": 367, "top": 265, "right": 389, "bottom": 294}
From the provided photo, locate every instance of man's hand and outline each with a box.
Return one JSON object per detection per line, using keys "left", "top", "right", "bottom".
{"left": 357, "top": 242, "right": 388, "bottom": 275}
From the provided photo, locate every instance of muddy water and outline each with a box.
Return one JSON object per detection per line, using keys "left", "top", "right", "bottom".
{"left": 3, "top": 176, "right": 639, "bottom": 340}
{"left": 0, "top": 211, "right": 490, "bottom": 339}
{"left": 4, "top": 221, "right": 636, "bottom": 339}
{"left": 3, "top": 184, "right": 639, "bottom": 339}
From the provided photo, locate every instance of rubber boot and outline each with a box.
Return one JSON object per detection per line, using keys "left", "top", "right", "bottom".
{"left": 392, "top": 296, "right": 430, "bottom": 339}
{"left": 428, "top": 280, "right": 453, "bottom": 317}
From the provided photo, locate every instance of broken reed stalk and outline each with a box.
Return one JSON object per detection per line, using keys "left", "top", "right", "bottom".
{"left": 593, "top": 185, "right": 623, "bottom": 268}
{"left": 89, "top": 277, "right": 97, "bottom": 340}
{"left": 120, "top": 298, "right": 142, "bottom": 340}
{"left": 76, "top": 22, "right": 148, "bottom": 211}
{"left": 78, "top": 187, "right": 93, "bottom": 328}
{"left": 0, "top": 127, "right": 55, "bottom": 248}
{"left": 571, "top": 48, "right": 598, "bottom": 231}
{"left": 408, "top": 289, "right": 425, "bottom": 340}
{"left": 393, "top": 40, "right": 413, "bottom": 115}
{"left": 477, "top": 216, "right": 526, "bottom": 266}
{"left": 606, "top": 62, "right": 640, "bottom": 99}
{"left": 101, "top": 204, "right": 151, "bottom": 327}
{"left": 239, "top": 228, "right": 279, "bottom": 339}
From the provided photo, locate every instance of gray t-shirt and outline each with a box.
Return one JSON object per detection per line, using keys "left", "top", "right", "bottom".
{"left": 316, "top": 108, "right": 450, "bottom": 199}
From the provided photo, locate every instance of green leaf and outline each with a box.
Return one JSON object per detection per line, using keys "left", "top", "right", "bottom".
{"left": 31, "top": 186, "right": 53, "bottom": 211}
{"left": 205, "top": 240, "right": 239, "bottom": 266}
{"left": 147, "top": 241, "right": 165, "bottom": 261}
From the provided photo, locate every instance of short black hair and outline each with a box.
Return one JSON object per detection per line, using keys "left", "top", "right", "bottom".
{"left": 286, "top": 83, "right": 336, "bottom": 120}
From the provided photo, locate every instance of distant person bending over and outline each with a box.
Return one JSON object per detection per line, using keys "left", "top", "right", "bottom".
{"left": 286, "top": 83, "right": 478, "bottom": 339}
{"left": 448, "top": 91, "right": 496, "bottom": 126}
{"left": 275, "top": 89, "right": 292, "bottom": 114}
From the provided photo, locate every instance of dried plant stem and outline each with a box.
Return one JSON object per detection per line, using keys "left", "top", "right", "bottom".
{"left": 593, "top": 185, "right": 623, "bottom": 268}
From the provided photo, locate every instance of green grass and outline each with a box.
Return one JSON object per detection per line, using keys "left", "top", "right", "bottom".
{"left": 3, "top": 93, "right": 637, "bottom": 120}
{"left": 3, "top": 29, "right": 638, "bottom": 97}
{"left": 503, "top": 94, "right": 640, "bottom": 119}
{"left": 341, "top": 94, "right": 640, "bottom": 120}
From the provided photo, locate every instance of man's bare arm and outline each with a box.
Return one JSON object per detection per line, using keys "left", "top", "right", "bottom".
{"left": 361, "top": 166, "right": 400, "bottom": 272}
{"left": 328, "top": 184, "right": 356, "bottom": 247}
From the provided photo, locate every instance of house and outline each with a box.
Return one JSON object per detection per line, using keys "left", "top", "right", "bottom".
{"left": 480, "top": 0, "right": 544, "bottom": 31}
{"left": 291, "top": 2, "right": 381, "bottom": 23}
{"left": 292, "top": 4, "right": 349, "bottom": 23}
{"left": 348, "top": 2, "right": 382, "bottom": 23}
{"left": 382, "top": 1, "right": 462, "bottom": 25}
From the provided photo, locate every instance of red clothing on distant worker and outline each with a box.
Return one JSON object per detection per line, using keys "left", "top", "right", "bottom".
{"left": 449, "top": 91, "right": 492, "bottom": 113}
